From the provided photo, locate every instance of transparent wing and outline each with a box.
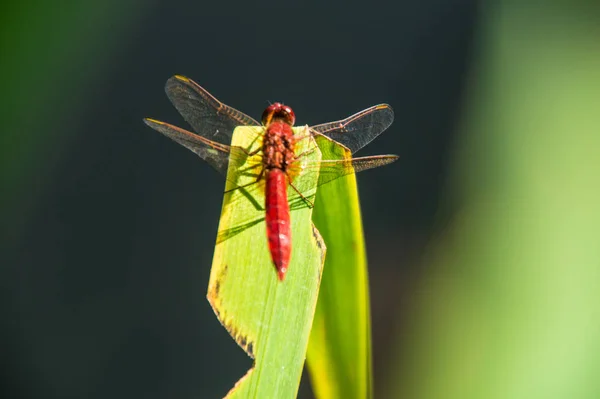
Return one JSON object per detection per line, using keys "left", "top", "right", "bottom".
{"left": 147, "top": 76, "right": 397, "bottom": 183}
{"left": 143, "top": 118, "right": 232, "bottom": 175}
{"left": 310, "top": 155, "right": 399, "bottom": 187}
{"left": 165, "top": 75, "right": 260, "bottom": 145}
{"left": 310, "top": 104, "right": 394, "bottom": 154}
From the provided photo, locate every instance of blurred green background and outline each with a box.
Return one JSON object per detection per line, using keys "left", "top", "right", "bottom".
{"left": 2, "top": 1, "right": 599, "bottom": 398}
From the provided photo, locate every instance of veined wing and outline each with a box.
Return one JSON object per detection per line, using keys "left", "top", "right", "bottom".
{"left": 311, "top": 104, "right": 394, "bottom": 154}
{"left": 143, "top": 118, "right": 232, "bottom": 176}
{"left": 312, "top": 154, "right": 399, "bottom": 187}
{"left": 165, "top": 75, "right": 260, "bottom": 145}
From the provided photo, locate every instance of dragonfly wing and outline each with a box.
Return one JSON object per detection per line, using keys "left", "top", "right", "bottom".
{"left": 144, "top": 118, "right": 231, "bottom": 176}
{"left": 165, "top": 75, "right": 261, "bottom": 145}
{"left": 311, "top": 104, "right": 394, "bottom": 154}
{"left": 316, "top": 154, "right": 399, "bottom": 186}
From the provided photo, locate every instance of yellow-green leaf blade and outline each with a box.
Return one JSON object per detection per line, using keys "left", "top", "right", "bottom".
{"left": 207, "top": 126, "right": 325, "bottom": 398}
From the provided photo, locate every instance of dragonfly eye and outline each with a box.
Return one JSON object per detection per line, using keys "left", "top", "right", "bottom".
{"left": 262, "top": 103, "right": 296, "bottom": 126}
{"left": 281, "top": 105, "right": 296, "bottom": 126}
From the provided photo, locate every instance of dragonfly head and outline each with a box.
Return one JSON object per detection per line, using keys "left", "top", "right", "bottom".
{"left": 262, "top": 103, "right": 296, "bottom": 127}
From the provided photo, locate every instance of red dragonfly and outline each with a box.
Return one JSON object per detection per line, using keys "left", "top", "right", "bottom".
{"left": 144, "top": 75, "right": 397, "bottom": 280}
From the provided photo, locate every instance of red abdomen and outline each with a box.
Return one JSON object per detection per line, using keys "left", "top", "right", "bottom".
{"left": 265, "top": 168, "right": 291, "bottom": 280}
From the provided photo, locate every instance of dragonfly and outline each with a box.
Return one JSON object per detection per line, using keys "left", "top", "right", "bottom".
{"left": 144, "top": 75, "right": 397, "bottom": 281}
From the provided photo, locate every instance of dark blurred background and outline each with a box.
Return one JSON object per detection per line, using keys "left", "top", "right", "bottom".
{"left": 3, "top": 1, "right": 600, "bottom": 398}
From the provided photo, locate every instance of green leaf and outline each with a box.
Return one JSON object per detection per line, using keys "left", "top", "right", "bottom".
{"left": 306, "top": 135, "right": 373, "bottom": 399}
{"left": 207, "top": 126, "right": 326, "bottom": 398}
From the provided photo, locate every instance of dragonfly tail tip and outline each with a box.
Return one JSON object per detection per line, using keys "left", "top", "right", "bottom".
{"left": 277, "top": 268, "right": 287, "bottom": 281}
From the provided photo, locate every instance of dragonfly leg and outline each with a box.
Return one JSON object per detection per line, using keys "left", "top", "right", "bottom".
{"left": 295, "top": 146, "right": 318, "bottom": 160}
{"left": 224, "top": 168, "right": 265, "bottom": 194}
{"left": 239, "top": 146, "right": 262, "bottom": 157}
{"left": 288, "top": 181, "right": 314, "bottom": 208}
{"left": 293, "top": 131, "right": 315, "bottom": 142}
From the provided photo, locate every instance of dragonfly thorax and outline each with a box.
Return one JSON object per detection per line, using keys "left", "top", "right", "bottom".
{"left": 262, "top": 121, "right": 296, "bottom": 172}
